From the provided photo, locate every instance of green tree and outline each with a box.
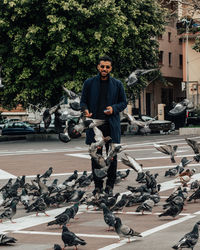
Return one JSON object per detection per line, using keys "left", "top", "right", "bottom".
{"left": 0, "top": 0, "right": 167, "bottom": 108}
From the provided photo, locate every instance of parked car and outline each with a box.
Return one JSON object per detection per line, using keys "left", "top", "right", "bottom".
{"left": 140, "top": 115, "right": 175, "bottom": 133}
{"left": 2, "top": 121, "right": 35, "bottom": 136}
{"left": 121, "top": 114, "right": 175, "bottom": 135}
{"left": 185, "top": 109, "right": 200, "bottom": 126}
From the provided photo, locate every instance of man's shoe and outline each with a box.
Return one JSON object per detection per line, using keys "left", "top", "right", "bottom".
{"left": 92, "top": 187, "right": 103, "bottom": 196}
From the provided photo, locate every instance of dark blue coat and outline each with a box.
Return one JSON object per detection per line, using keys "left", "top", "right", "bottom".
{"left": 80, "top": 74, "right": 127, "bottom": 144}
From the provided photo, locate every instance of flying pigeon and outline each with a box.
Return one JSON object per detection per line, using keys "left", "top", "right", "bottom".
{"left": 126, "top": 68, "right": 158, "bottom": 87}
{"left": 59, "top": 123, "right": 71, "bottom": 143}
{"left": 114, "top": 217, "right": 142, "bottom": 242}
{"left": 61, "top": 225, "right": 86, "bottom": 249}
{"left": 172, "top": 221, "right": 200, "bottom": 249}
{"left": 185, "top": 138, "right": 200, "bottom": 162}
{"left": 121, "top": 153, "right": 145, "bottom": 182}
{"left": 154, "top": 143, "right": 178, "bottom": 163}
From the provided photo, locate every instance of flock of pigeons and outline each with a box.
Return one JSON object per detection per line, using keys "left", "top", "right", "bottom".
{"left": 2, "top": 86, "right": 200, "bottom": 248}
{"left": 1, "top": 132, "right": 200, "bottom": 249}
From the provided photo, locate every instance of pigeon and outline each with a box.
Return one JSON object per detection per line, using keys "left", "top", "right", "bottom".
{"left": 0, "top": 178, "right": 13, "bottom": 192}
{"left": 121, "top": 153, "right": 145, "bottom": 181}
{"left": 136, "top": 198, "right": 155, "bottom": 214}
{"left": 59, "top": 122, "right": 71, "bottom": 143}
{"left": 126, "top": 68, "right": 158, "bottom": 87}
{"left": 159, "top": 197, "right": 184, "bottom": 219}
{"left": 154, "top": 143, "right": 178, "bottom": 163}
{"left": 63, "top": 170, "right": 78, "bottom": 184}
{"left": 61, "top": 225, "right": 86, "bottom": 249}
{"left": 40, "top": 167, "right": 53, "bottom": 179}
{"left": 114, "top": 217, "right": 142, "bottom": 242}
{"left": 105, "top": 144, "right": 126, "bottom": 166}
{"left": 47, "top": 213, "right": 70, "bottom": 227}
{"left": 117, "top": 169, "right": 131, "bottom": 180}
{"left": 54, "top": 244, "right": 62, "bottom": 250}
{"left": 68, "top": 190, "right": 85, "bottom": 203}
{"left": 26, "top": 196, "right": 49, "bottom": 216}
{"left": 165, "top": 157, "right": 192, "bottom": 177}
{"left": 89, "top": 126, "right": 111, "bottom": 152}
{"left": 172, "top": 221, "right": 200, "bottom": 249}
{"left": 185, "top": 138, "right": 200, "bottom": 162}
{"left": 101, "top": 203, "right": 117, "bottom": 231}
{"left": 75, "top": 171, "right": 88, "bottom": 186}
{"left": 188, "top": 186, "right": 200, "bottom": 202}
{"left": 20, "top": 188, "right": 30, "bottom": 208}
{"left": 0, "top": 198, "right": 18, "bottom": 223}
{"left": 73, "top": 117, "right": 105, "bottom": 134}
{"left": 0, "top": 234, "right": 17, "bottom": 245}
{"left": 190, "top": 180, "right": 199, "bottom": 190}
{"left": 111, "top": 194, "right": 128, "bottom": 212}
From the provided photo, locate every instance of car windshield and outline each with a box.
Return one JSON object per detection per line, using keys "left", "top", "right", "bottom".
{"left": 4, "top": 122, "right": 29, "bottom": 128}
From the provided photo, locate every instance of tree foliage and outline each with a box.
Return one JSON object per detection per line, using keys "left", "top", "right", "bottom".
{"left": 0, "top": 0, "right": 167, "bottom": 108}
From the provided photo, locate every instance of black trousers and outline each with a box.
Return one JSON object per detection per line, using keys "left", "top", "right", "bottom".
{"left": 91, "top": 123, "right": 117, "bottom": 190}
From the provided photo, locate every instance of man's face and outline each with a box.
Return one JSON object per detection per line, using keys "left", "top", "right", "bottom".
{"left": 97, "top": 60, "right": 112, "bottom": 79}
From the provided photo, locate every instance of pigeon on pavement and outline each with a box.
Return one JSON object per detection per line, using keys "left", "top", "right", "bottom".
{"left": 39, "top": 167, "right": 53, "bottom": 179}
{"left": 54, "top": 244, "right": 62, "bottom": 250}
{"left": 114, "top": 217, "right": 142, "bottom": 242}
{"left": 61, "top": 225, "right": 86, "bottom": 249}
{"left": 0, "top": 234, "right": 17, "bottom": 245}
{"left": 101, "top": 203, "right": 117, "bottom": 231}
{"left": 172, "top": 221, "right": 200, "bottom": 249}
{"left": 0, "top": 198, "right": 18, "bottom": 223}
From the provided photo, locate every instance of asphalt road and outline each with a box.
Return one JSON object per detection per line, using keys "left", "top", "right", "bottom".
{"left": 0, "top": 133, "right": 200, "bottom": 250}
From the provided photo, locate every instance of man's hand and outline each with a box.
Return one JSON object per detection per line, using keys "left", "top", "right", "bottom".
{"left": 104, "top": 106, "right": 113, "bottom": 115}
{"left": 84, "top": 109, "right": 93, "bottom": 117}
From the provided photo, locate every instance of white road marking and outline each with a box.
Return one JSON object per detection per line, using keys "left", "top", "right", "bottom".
{"left": 13, "top": 230, "right": 119, "bottom": 239}
{"left": 0, "top": 169, "right": 16, "bottom": 179}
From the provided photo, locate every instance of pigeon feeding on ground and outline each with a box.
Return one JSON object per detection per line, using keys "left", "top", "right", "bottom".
{"left": 136, "top": 198, "right": 155, "bottom": 214}
{"left": 159, "top": 196, "right": 184, "bottom": 219}
{"left": 0, "top": 234, "right": 17, "bottom": 245}
{"left": 114, "top": 217, "right": 142, "bottom": 242}
{"left": 172, "top": 221, "right": 200, "bottom": 249}
{"left": 121, "top": 153, "right": 145, "bottom": 182}
{"left": 61, "top": 225, "right": 86, "bottom": 249}
{"left": 154, "top": 143, "right": 178, "bottom": 163}
{"left": 47, "top": 213, "right": 70, "bottom": 227}
{"left": 111, "top": 194, "right": 128, "bottom": 212}
{"left": 165, "top": 157, "right": 192, "bottom": 177}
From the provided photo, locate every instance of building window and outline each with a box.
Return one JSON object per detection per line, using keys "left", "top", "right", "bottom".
{"left": 158, "top": 34, "right": 163, "bottom": 40}
{"left": 159, "top": 51, "right": 164, "bottom": 64}
{"left": 168, "top": 32, "right": 171, "bottom": 42}
{"left": 179, "top": 38, "right": 182, "bottom": 45}
{"left": 179, "top": 54, "right": 183, "bottom": 67}
{"left": 168, "top": 52, "right": 172, "bottom": 66}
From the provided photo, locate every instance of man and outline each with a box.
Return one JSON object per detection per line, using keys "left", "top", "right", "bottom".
{"left": 80, "top": 55, "right": 127, "bottom": 195}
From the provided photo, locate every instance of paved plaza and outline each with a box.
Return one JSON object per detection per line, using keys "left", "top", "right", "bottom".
{"left": 0, "top": 133, "right": 200, "bottom": 249}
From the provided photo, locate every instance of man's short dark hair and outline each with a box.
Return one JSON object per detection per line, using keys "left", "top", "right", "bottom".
{"left": 98, "top": 55, "right": 112, "bottom": 65}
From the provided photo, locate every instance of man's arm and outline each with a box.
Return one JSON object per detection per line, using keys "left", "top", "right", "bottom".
{"left": 111, "top": 82, "right": 127, "bottom": 115}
